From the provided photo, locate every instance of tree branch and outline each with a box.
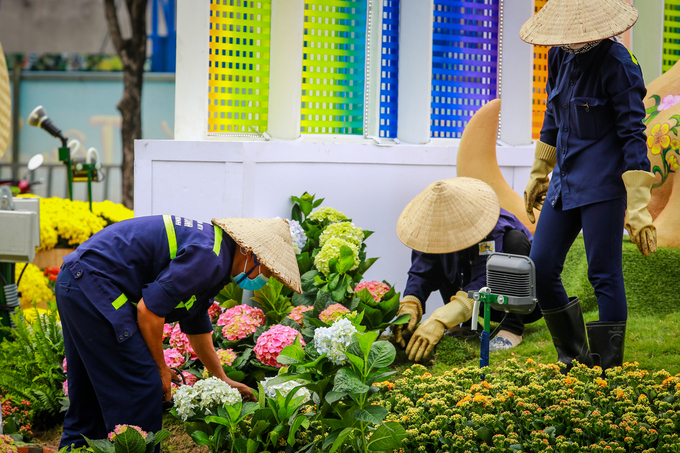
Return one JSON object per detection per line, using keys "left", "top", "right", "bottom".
{"left": 104, "top": 0, "right": 125, "bottom": 55}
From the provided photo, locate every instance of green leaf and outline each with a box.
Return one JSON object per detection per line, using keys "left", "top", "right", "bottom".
{"left": 356, "top": 257, "right": 378, "bottom": 277}
{"left": 390, "top": 313, "right": 411, "bottom": 325}
{"left": 331, "top": 275, "right": 350, "bottom": 303}
{"left": 113, "top": 427, "right": 147, "bottom": 453}
{"left": 356, "top": 331, "right": 379, "bottom": 358}
{"left": 152, "top": 430, "right": 170, "bottom": 445}
{"left": 205, "top": 415, "right": 231, "bottom": 427}
{"left": 358, "top": 304, "right": 383, "bottom": 330}
{"left": 367, "top": 341, "right": 396, "bottom": 370}
{"left": 367, "top": 421, "right": 407, "bottom": 451}
{"left": 83, "top": 437, "right": 115, "bottom": 453}
{"left": 188, "top": 429, "right": 211, "bottom": 446}
{"left": 333, "top": 367, "right": 370, "bottom": 394}
{"left": 287, "top": 414, "right": 309, "bottom": 445}
{"left": 329, "top": 427, "right": 354, "bottom": 453}
{"left": 354, "top": 406, "right": 388, "bottom": 425}
{"left": 328, "top": 273, "right": 340, "bottom": 291}
{"left": 344, "top": 352, "right": 365, "bottom": 371}
{"left": 337, "top": 245, "right": 356, "bottom": 274}
{"left": 477, "top": 426, "right": 493, "bottom": 444}
{"left": 277, "top": 341, "right": 306, "bottom": 365}
{"left": 226, "top": 370, "right": 245, "bottom": 381}
{"left": 325, "top": 391, "right": 348, "bottom": 404}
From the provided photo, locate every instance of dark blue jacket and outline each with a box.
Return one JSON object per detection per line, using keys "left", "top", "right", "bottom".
{"left": 403, "top": 208, "right": 532, "bottom": 308}
{"left": 541, "top": 40, "right": 650, "bottom": 210}
{"left": 63, "top": 215, "right": 236, "bottom": 343}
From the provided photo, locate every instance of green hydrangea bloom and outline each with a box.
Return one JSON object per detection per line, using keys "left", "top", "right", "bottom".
{"left": 308, "top": 207, "right": 347, "bottom": 224}
{"left": 314, "top": 237, "right": 360, "bottom": 276}
{"left": 319, "top": 221, "right": 364, "bottom": 248}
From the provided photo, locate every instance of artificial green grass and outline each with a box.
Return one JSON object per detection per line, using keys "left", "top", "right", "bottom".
{"left": 562, "top": 234, "right": 680, "bottom": 316}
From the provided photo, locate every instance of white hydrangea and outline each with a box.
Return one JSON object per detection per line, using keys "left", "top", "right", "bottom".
{"left": 313, "top": 318, "right": 358, "bottom": 365}
{"left": 174, "top": 377, "right": 242, "bottom": 421}
{"left": 288, "top": 219, "right": 308, "bottom": 254}
{"left": 261, "top": 376, "right": 311, "bottom": 402}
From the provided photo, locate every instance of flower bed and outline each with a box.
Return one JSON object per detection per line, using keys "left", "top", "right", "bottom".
{"left": 382, "top": 361, "right": 680, "bottom": 452}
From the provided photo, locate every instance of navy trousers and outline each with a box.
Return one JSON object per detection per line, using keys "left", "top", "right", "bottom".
{"left": 530, "top": 197, "right": 627, "bottom": 322}
{"left": 56, "top": 268, "right": 162, "bottom": 449}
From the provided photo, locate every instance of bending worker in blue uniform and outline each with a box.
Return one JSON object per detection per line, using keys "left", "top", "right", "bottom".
{"left": 520, "top": 0, "right": 656, "bottom": 372}
{"left": 55, "top": 216, "right": 302, "bottom": 449}
{"left": 393, "top": 177, "right": 542, "bottom": 362}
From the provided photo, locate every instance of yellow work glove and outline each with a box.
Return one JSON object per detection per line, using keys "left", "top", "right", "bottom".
{"left": 393, "top": 296, "right": 423, "bottom": 348}
{"left": 524, "top": 141, "right": 557, "bottom": 224}
{"left": 622, "top": 170, "right": 657, "bottom": 257}
{"left": 405, "top": 291, "right": 474, "bottom": 362}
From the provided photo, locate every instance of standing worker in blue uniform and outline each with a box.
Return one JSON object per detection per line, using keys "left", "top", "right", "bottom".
{"left": 55, "top": 216, "right": 302, "bottom": 449}
{"left": 521, "top": 0, "right": 656, "bottom": 372}
{"left": 392, "top": 177, "right": 542, "bottom": 362}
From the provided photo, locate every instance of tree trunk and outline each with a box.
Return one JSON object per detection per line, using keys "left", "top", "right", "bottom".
{"left": 104, "top": 0, "right": 148, "bottom": 209}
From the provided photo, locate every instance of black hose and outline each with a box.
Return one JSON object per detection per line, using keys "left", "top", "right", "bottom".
{"left": 16, "top": 264, "right": 28, "bottom": 287}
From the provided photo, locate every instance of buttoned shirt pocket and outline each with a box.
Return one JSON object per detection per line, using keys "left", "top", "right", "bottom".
{"left": 571, "top": 97, "right": 612, "bottom": 140}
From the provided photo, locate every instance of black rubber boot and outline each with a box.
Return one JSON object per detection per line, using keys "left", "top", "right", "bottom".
{"left": 586, "top": 321, "right": 626, "bottom": 371}
{"left": 542, "top": 297, "right": 594, "bottom": 373}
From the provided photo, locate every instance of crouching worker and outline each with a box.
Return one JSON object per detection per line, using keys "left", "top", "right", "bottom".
{"left": 56, "top": 216, "right": 302, "bottom": 450}
{"left": 392, "top": 177, "right": 542, "bottom": 362}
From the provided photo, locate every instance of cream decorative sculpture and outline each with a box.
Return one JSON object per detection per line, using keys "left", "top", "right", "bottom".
{"left": 644, "top": 59, "right": 680, "bottom": 248}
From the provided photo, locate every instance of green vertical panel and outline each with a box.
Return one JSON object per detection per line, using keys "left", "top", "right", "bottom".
{"left": 663, "top": 0, "right": 680, "bottom": 73}
{"left": 301, "top": 0, "right": 367, "bottom": 135}
{"left": 208, "top": 0, "right": 271, "bottom": 134}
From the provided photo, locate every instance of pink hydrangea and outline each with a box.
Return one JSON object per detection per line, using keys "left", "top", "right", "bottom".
{"left": 62, "top": 357, "right": 67, "bottom": 373}
{"left": 63, "top": 380, "right": 68, "bottom": 396}
{"left": 287, "top": 305, "right": 314, "bottom": 325}
{"left": 354, "top": 281, "right": 391, "bottom": 303}
{"left": 216, "top": 348, "right": 237, "bottom": 367}
{"left": 208, "top": 301, "right": 223, "bottom": 322}
{"left": 169, "top": 324, "right": 197, "bottom": 359}
{"left": 217, "top": 304, "right": 266, "bottom": 341}
{"left": 108, "top": 424, "right": 148, "bottom": 442}
{"left": 163, "top": 348, "right": 185, "bottom": 368}
{"left": 254, "top": 325, "right": 305, "bottom": 368}
{"left": 172, "top": 371, "right": 198, "bottom": 388}
{"left": 163, "top": 323, "right": 174, "bottom": 340}
{"left": 659, "top": 94, "right": 680, "bottom": 111}
{"left": 319, "top": 303, "right": 350, "bottom": 324}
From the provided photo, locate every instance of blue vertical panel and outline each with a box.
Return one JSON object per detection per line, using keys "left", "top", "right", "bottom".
{"left": 379, "top": 0, "right": 399, "bottom": 138}
{"left": 431, "top": 0, "right": 499, "bottom": 138}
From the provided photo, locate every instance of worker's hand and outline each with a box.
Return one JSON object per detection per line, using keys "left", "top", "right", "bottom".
{"left": 393, "top": 296, "right": 423, "bottom": 348}
{"left": 159, "top": 366, "right": 180, "bottom": 402}
{"left": 405, "top": 291, "right": 474, "bottom": 362}
{"left": 405, "top": 318, "right": 446, "bottom": 362}
{"left": 524, "top": 141, "right": 557, "bottom": 223}
{"left": 622, "top": 170, "right": 657, "bottom": 257}
{"left": 232, "top": 382, "right": 258, "bottom": 402}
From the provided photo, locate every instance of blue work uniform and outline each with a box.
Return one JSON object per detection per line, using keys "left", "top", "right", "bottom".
{"left": 530, "top": 40, "right": 650, "bottom": 321}
{"left": 404, "top": 209, "right": 540, "bottom": 334}
{"left": 56, "top": 215, "right": 236, "bottom": 449}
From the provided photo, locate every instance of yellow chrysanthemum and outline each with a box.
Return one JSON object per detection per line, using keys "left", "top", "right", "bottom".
{"left": 15, "top": 263, "right": 54, "bottom": 306}
{"left": 647, "top": 123, "right": 671, "bottom": 155}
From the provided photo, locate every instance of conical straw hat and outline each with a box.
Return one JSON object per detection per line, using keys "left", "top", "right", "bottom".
{"left": 397, "top": 177, "right": 500, "bottom": 254}
{"left": 0, "top": 41, "right": 11, "bottom": 162}
{"left": 212, "top": 218, "right": 302, "bottom": 294}
{"left": 520, "top": 0, "right": 638, "bottom": 46}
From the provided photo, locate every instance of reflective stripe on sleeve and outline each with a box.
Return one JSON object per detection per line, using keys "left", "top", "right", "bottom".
{"left": 213, "top": 224, "right": 223, "bottom": 256}
{"left": 163, "top": 215, "right": 178, "bottom": 259}
{"left": 175, "top": 295, "right": 196, "bottom": 311}
{"left": 112, "top": 293, "right": 128, "bottom": 310}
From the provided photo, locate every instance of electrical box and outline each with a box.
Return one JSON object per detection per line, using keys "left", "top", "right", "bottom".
{"left": 12, "top": 197, "right": 41, "bottom": 248}
{"left": 0, "top": 210, "right": 38, "bottom": 263}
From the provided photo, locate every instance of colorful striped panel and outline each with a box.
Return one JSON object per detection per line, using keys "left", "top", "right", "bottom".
{"left": 208, "top": 0, "right": 271, "bottom": 134}
{"left": 301, "top": 0, "right": 367, "bottom": 135}
{"left": 664, "top": 0, "right": 680, "bottom": 73}
{"left": 531, "top": 0, "right": 549, "bottom": 140}
{"left": 379, "top": 0, "right": 399, "bottom": 138}
{"left": 430, "top": 0, "right": 500, "bottom": 138}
